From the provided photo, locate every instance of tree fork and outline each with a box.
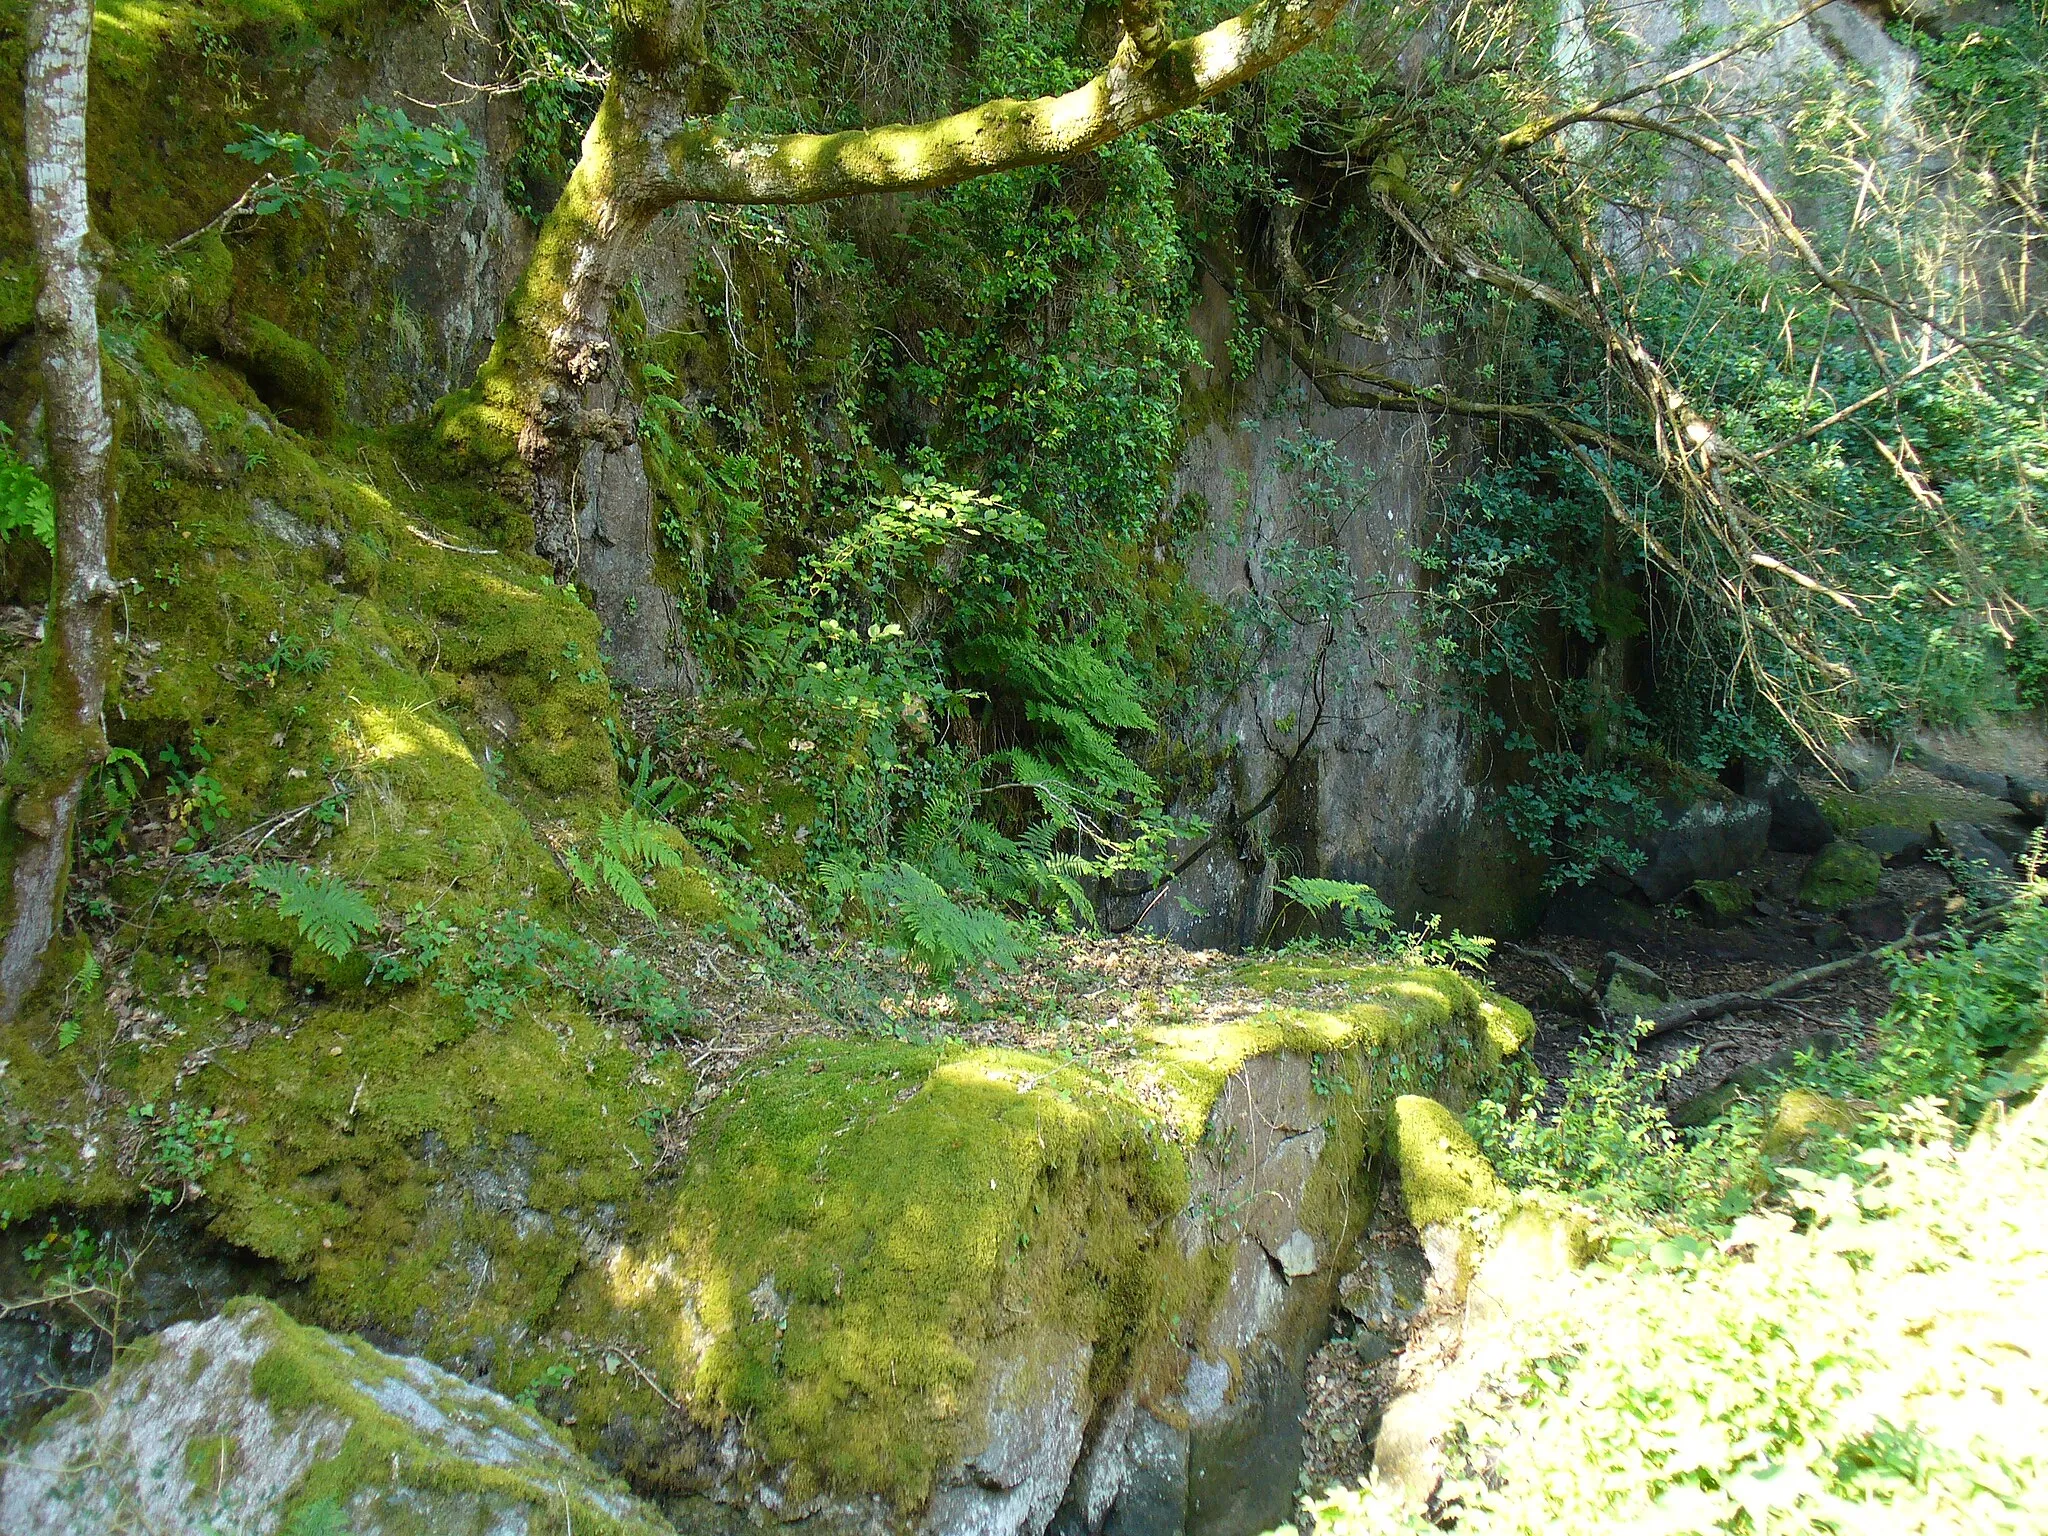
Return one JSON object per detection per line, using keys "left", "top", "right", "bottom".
{"left": 447, "top": 0, "right": 1350, "bottom": 562}
{"left": 2, "top": 0, "right": 119, "bottom": 1020}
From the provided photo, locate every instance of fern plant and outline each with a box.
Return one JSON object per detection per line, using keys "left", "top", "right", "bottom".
{"left": 820, "top": 858, "right": 1025, "bottom": 982}
{"left": 250, "top": 864, "right": 379, "bottom": 958}
{"left": 1275, "top": 876, "right": 1396, "bottom": 939}
{"left": 565, "top": 810, "right": 686, "bottom": 921}
{"left": 56, "top": 952, "right": 102, "bottom": 1050}
{"left": 621, "top": 747, "right": 690, "bottom": 820}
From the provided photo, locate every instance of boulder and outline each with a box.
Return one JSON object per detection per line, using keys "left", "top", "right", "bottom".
{"left": 1978, "top": 821, "right": 2030, "bottom": 859}
{"left": 1933, "top": 819, "right": 2016, "bottom": 896}
{"left": 0, "top": 1299, "right": 670, "bottom": 1536}
{"left": 1629, "top": 795, "right": 1772, "bottom": 904}
{"left": 1338, "top": 1243, "right": 1431, "bottom": 1348}
{"left": 1689, "top": 878, "right": 1754, "bottom": 927}
{"left": 2008, "top": 773, "right": 2048, "bottom": 826}
{"left": 1598, "top": 952, "right": 1670, "bottom": 1021}
{"left": 1761, "top": 1089, "right": 1868, "bottom": 1159}
{"left": 1738, "top": 759, "right": 1835, "bottom": 853}
{"left": 1852, "top": 824, "right": 1929, "bottom": 864}
{"left": 1902, "top": 743, "right": 2011, "bottom": 799}
{"left": 1797, "top": 841, "right": 1883, "bottom": 911}
{"left": 1829, "top": 738, "right": 1895, "bottom": 791}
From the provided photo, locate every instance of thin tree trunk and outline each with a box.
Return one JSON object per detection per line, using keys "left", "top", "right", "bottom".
{"left": 1, "top": 0, "right": 118, "bottom": 1020}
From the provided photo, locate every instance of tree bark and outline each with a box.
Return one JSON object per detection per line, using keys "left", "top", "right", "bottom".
{"left": 448, "top": 0, "right": 1349, "bottom": 567}
{"left": 1, "top": 0, "right": 118, "bottom": 1021}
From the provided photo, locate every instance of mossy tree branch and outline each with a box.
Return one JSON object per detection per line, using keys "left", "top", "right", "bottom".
{"left": 3, "top": 0, "right": 119, "bottom": 1020}
{"left": 451, "top": 0, "right": 1349, "bottom": 567}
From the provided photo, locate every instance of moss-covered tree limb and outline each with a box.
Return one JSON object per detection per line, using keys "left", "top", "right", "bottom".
{"left": 2, "top": 0, "right": 119, "bottom": 1020}
{"left": 449, "top": 0, "right": 1348, "bottom": 566}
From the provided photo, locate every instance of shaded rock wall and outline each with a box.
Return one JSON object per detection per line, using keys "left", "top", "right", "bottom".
{"left": 1153, "top": 276, "right": 1539, "bottom": 947}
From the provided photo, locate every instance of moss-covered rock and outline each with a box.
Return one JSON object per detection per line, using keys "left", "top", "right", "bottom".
{"left": 0, "top": 1297, "right": 670, "bottom": 1536}
{"left": 1387, "top": 1094, "right": 1510, "bottom": 1232}
{"left": 1689, "top": 878, "right": 1754, "bottom": 926}
{"left": 504, "top": 958, "right": 1531, "bottom": 1526}
{"left": 1797, "top": 840, "right": 1883, "bottom": 911}
{"left": 1761, "top": 1088, "right": 1867, "bottom": 1160}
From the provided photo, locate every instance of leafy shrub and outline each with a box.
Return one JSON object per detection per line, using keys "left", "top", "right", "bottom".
{"left": 1301, "top": 1092, "right": 2048, "bottom": 1534}
{"left": 249, "top": 864, "right": 378, "bottom": 959}
{"left": 1471, "top": 1041, "right": 1763, "bottom": 1233}
{"left": 225, "top": 103, "right": 479, "bottom": 223}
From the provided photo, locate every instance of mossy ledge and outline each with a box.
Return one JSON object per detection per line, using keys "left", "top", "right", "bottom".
{"left": 522, "top": 957, "right": 1532, "bottom": 1531}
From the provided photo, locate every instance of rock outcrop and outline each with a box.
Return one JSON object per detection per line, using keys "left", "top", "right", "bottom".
{"left": 0, "top": 1298, "right": 671, "bottom": 1536}
{"left": 1, "top": 960, "right": 1534, "bottom": 1536}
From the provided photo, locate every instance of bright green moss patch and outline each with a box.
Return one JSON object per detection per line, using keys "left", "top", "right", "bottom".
{"left": 571, "top": 1038, "right": 1186, "bottom": 1507}
{"left": 1390, "top": 1094, "right": 1510, "bottom": 1231}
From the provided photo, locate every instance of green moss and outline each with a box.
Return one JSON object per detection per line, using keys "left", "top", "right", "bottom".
{"left": 1389, "top": 1094, "right": 1509, "bottom": 1231}
{"left": 0, "top": 331, "right": 713, "bottom": 1352}
{"left": 185, "top": 1430, "right": 241, "bottom": 1492}
{"left": 228, "top": 1298, "right": 673, "bottom": 1535}
{"left": 549, "top": 959, "right": 1527, "bottom": 1507}
{"left": 1690, "top": 878, "right": 1755, "bottom": 925}
{"left": 1820, "top": 785, "right": 2005, "bottom": 834}
{"left": 564, "top": 1039, "right": 1184, "bottom": 1506}
{"left": 1798, "top": 841, "right": 1883, "bottom": 911}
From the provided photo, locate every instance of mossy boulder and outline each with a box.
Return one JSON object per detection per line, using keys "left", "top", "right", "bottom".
{"left": 1762, "top": 1088, "right": 1868, "bottom": 1160}
{"left": 1797, "top": 840, "right": 1883, "bottom": 911}
{"left": 1689, "top": 878, "right": 1755, "bottom": 926}
{"left": 1388, "top": 1094, "right": 1510, "bottom": 1233}
{"left": 523, "top": 960, "right": 1530, "bottom": 1527}
{"left": 0, "top": 1298, "right": 669, "bottom": 1536}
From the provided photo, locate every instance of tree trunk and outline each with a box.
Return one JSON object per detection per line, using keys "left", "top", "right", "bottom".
{"left": 446, "top": 0, "right": 1349, "bottom": 557}
{"left": 1, "top": 0, "right": 118, "bottom": 1021}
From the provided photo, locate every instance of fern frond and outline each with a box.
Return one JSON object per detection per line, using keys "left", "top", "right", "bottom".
{"left": 251, "top": 864, "right": 379, "bottom": 959}
{"left": 1277, "top": 876, "right": 1394, "bottom": 936}
{"left": 602, "top": 855, "right": 661, "bottom": 920}
{"left": 600, "top": 810, "right": 685, "bottom": 873}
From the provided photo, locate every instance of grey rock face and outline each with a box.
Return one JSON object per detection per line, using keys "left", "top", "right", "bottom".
{"left": 0, "top": 1299, "right": 670, "bottom": 1536}
{"left": 1934, "top": 820, "right": 2017, "bottom": 896}
{"left": 1740, "top": 759, "right": 1835, "bottom": 854}
{"left": 1904, "top": 744, "right": 2012, "bottom": 801}
{"left": 925, "top": 1331, "right": 1096, "bottom": 1536}
{"left": 1830, "top": 739, "right": 1896, "bottom": 792}
{"left": 1629, "top": 796, "right": 1771, "bottom": 904}
{"left": 1853, "top": 824, "right": 1929, "bottom": 864}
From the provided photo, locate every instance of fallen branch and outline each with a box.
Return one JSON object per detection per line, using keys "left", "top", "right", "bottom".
{"left": 1640, "top": 896, "right": 2017, "bottom": 1040}
{"left": 1506, "top": 943, "right": 1609, "bottom": 1029}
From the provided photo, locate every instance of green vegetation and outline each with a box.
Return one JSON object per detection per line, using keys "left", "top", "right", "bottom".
{"left": 1, "top": 0, "right": 2046, "bottom": 1525}
{"left": 1304, "top": 1079, "right": 2048, "bottom": 1535}
{"left": 1295, "top": 882, "right": 2048, "bottom": 1530}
